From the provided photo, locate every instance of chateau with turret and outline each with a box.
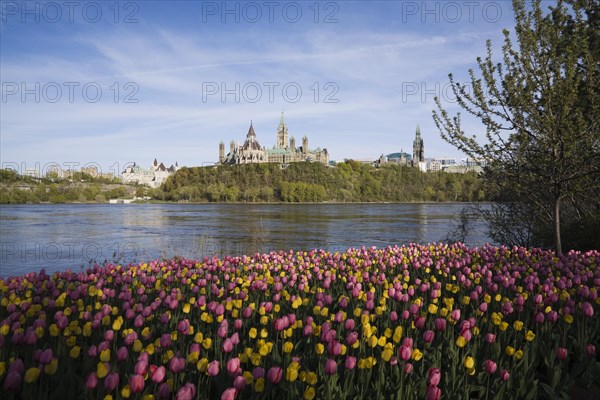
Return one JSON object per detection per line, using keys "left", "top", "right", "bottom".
{"left": 122, "top": 159, "right": 180, "bottom": 188}
{"left": 219, "top": 113, "right": 329, "bottom": 165}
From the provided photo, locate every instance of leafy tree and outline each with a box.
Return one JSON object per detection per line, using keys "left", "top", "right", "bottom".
{"left": 433, "top": 0, "right": 600, "bottom": 253}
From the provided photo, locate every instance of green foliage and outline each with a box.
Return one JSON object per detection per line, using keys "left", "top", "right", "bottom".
{"left": 433, "top": 0, "right": 600, "bottom": 253}
{"left": 0, "top": 169, "right": 137, "bottom": 204}
{"left": 159, "top": 163, "right": 488, "bottom": 203}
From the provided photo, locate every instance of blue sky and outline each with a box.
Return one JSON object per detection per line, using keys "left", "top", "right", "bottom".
{"left": 0, "top": 0, "right": 519, "bottom": 176}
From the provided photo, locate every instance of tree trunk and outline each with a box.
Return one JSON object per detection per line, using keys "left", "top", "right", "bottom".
{"left": 553, "top": 196, "right": 562, "bottom": 255}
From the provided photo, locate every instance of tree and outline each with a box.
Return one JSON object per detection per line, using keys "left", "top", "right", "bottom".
{"left": 433, "top": 0, "right": 600, "bottom": 253}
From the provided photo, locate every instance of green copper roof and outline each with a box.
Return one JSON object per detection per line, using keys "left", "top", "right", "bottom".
{"left": 279, "top": 112, "right": 286, "bottom": 127}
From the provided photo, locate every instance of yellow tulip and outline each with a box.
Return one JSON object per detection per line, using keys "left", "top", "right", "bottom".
{"left": 513, "top": 320, "right": 524, "bottom": 331}
{"left": 121, "top": 384, "right": 131, "bottom": 398}
{"left": 97, "top": 362, "right": 109, "bottom": 379}
{"left": 197, "top": 358, "right": 209, "bottom": 372}
{"left": 100, "top": 349, "right": 111, "bottom": 362}
{"left": 464, "top": 356, "right": 474, "bottom": 369}
{"left": 24, "top": 367, "right": 40, "bottom": 383}
{"left": 525, "top": 330, "right": 536, "bottom": 341}
{"left": 315, "top": 343, "right": 325, "bottom": 354}
{"left": 412, "top": 348, "right": 423, "bottom": 361}
{"left": 304, "top": 386, "right": 316, "bottom": 400}
{"left": 254, "top": 377, "right": 265, "bottom": 392}
{"left": 44, "top": 358, "right": 58, "bottom": 375}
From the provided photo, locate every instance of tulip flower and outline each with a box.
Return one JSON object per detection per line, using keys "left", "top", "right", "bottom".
{"left": 267, "top": 366, "right": 283, "bottom": 384}
{"left": 85, "top": 372, "right": 98, "bottom": 390}
{"left": 208, "top": 360, "right": 220, "bottom": 377}
{"left": 426, "top": 385, "right": 441, "bottom": 400}
{"left": 104, "top": 372, "right": 120, "bottom": 391}
{"left": 130, "top": 374, "right": 145, "bottom": 393}
{"left": 152, "top": 365, "right": 166, "bottom": 383}
{"left": 556, "top": 347, "right": 568, "bottom": 361}
{"left": 227, "top": 358, "right": 241, "bottom": 376}
{"left": 220, "top": 387, "right": 238, "bottom": 400}
{"left": 484, "top": 360, "right": 497, "bottom": 374}
{"left": 324, "top": 359, "right": 337, "bottom": 375}
{"left": 399, "top": 345, "right": 412, "bottom": 361}
{"left": 428, "top": 368, "right": 441, "bottom": 386}
{"left": 176, "top": 383, "right": 196, "bottom": 400}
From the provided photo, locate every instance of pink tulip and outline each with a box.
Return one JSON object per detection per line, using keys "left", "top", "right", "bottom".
{"left": 116, "top": 346, "right": 128, "bottom": 361}
{"left": 426, "top": 385, "right": 441, "bottom": 400}
{"left": 231, "top": 332, "right": 240, "bottom": 346}
{"left": 302, "top": 321, "right": 314, "bottom": 335}
{"left": 130, "top": 374, "right": 145, "bottom": 393}
{"left": 423, "top": 330, "right": 435, "bottom": 343}
{"left": 585, "top": 344, "right": 596, "bottom": 355}
{"left": 158, "top": 382, "right": 171, "bottom": 399}
{"left": 39, "top": 349, "right": 54, "bottom": 365}
{"left": 324, "top": 359, "right": 337, "bottom": 375}
{"left": 556, "top": 347, "right": 568, "bottom": 361}
{"left": 227, "top": 358, "right": 241, "bottom": 376}
{"left": 104, "top": 372, "right": 120, "bottom": 391}
{"left": 428, "top": 368, "right": 441, "bottom": 386}
{"left": 484, "top": 360, "right": 497, "bottom": 374}
{"left": 169, "top": 357, "right": 186, "bottom": 373}
{"left": 534, "top": 312, "right": 545, "bottom": 324}
{"left": 233, "top": 375, "right": 247, "bottom": 392}
{"left": 104, "top": 330, "right": 115, "bottom": 341}
{"left": 485, "top": 333, "right": 496, "bottom": 344}
{"left": 160, "top": 333, "right": 172, "bottom": 348}
{"left": 222, "top": 338, "right": 234, "bottom": 353}
{"left": 135, "top": 360, "right": 148, "bottom": 376}
{"left": 403, "top": 363, "right": 413, "bottom": 374}
{"left": 399, "top": 345, "right": 412, "bottom": 361}
{"left": 434, "top": 318, "right": 446, "bottom": 331}
{"left": 152, "top": 366, "right": 166, "bottom": 383}
{"left": 176, "top": 383, "right": 196, "bottom": 400}
{"left": 345, "top": 356, "right": 357, "bottom": 370}
{"left": 500, "top": 369, "right": 510, "bottom": 381}
{"left": 208, "top": 360, "right": 220, "bottom": 377}
{"left": 85, "top": 372, "right": 98, "bottom": 389}
{"left": 221, "top": 387, "right": 238, "bottom": 400}
{"left": 582, "top": 302, "right": 594, "bottom": 317}
{"left": 3, "top": 371, "right": 22, "bottom": 391}
{"left": 267, "top": 366, "right": 283, "bottom": 384}
{"left": 451, "top": 309, "right": 461, "bottom": 321}
{"left": 178, "top": 319, "right": 191, "bottom": 335}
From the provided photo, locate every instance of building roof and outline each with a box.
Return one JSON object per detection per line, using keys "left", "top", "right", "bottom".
{"left": 242, "top": 122, "right": 263, "bottom": 151}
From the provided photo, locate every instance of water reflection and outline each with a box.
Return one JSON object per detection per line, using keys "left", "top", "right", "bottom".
{"left": 0, "top": 203, "right": 491, "bottom": 276}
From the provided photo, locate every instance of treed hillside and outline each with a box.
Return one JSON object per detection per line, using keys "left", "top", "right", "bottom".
{"left": 157, "top": 161, "right": 487, "bottom": 202}
{"left": 0, "top": 169, "right": 138, "bottom": 204}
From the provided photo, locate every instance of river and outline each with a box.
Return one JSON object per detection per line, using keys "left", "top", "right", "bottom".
{"left": 0, "top": 203, "right": 492, "bottom": 276}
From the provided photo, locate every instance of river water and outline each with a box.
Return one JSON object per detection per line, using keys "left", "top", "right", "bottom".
{"left": 0, "top": 203, "right": 491, "bottom": 277}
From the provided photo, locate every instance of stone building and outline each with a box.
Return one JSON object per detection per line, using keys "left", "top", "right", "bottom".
{"left": 122, "top": 159, "right": 180, "bottom": 188}
{"left": 219, "top": 113, "right": 329, "bottom": 165}
{"left": 412, "top": 125, "right": 425, "bottom": 166}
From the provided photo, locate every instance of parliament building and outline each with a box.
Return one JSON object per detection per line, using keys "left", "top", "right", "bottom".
{"left": 219, "top": 113, "right": 329, "bottom": 165}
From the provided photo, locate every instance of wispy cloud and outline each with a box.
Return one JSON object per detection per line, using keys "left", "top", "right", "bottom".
{"left": 1, "top": 1, "right": 514, "bottom": 171}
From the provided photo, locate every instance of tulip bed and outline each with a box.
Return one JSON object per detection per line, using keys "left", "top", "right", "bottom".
{"left": 1, "top": 243, "right": 599, "bottom": 400}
